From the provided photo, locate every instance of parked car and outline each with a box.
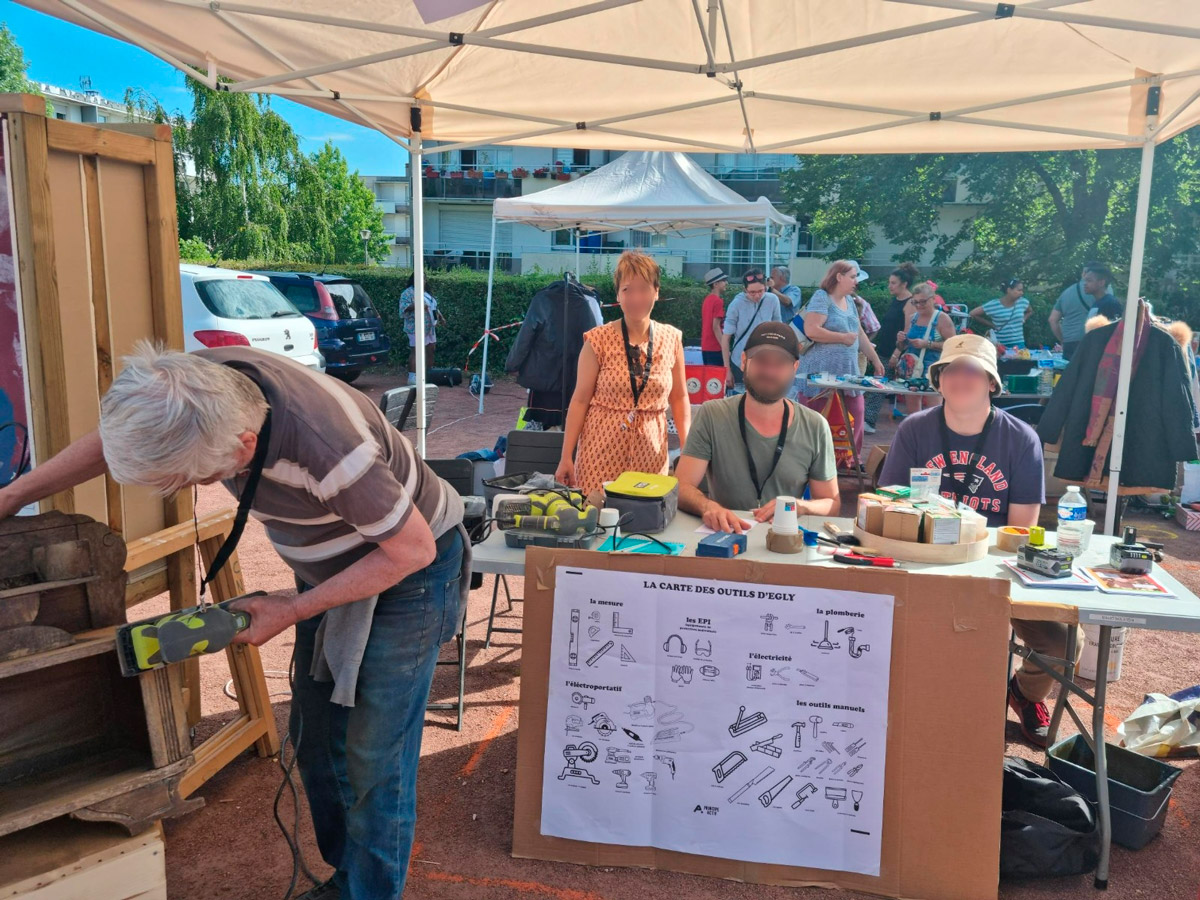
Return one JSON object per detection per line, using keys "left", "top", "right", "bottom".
{"left": 180, "top": 265, "right": 322, "bottom": 371}
{"left": 251, "top": 272, "right": 391, "bottom": 382}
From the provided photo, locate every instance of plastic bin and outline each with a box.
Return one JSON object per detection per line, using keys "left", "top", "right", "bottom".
{"left": 1048, "top": 735, "right": 1182, "bottom": 849}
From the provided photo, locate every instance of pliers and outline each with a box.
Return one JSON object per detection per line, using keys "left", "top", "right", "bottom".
{"left": 832, "top": 551, "right": 901, "bottom": 568}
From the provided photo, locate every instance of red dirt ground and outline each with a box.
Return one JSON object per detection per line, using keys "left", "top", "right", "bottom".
{"left": 155, "top": 371, "right": 1200, "bottom": 900}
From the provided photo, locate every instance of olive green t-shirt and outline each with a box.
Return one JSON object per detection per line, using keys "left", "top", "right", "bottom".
{"left": 682, "top": 396, "right": 837, "bottom": 510}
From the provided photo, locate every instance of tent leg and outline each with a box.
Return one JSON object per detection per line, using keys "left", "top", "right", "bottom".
{"left": 765, "top": 218, "right": 771, "bottom": 275}
{"left": 411, "top": 125, "right": 427, "bottom": 457}
{"left": 575, "top": 227, "right": 580, "bottom": 278}
{"left": 1103, "top": 137, "right": 1156, "bottom": 537}
{"left": 479, "top": 216, "right": 498, "bottom": 414}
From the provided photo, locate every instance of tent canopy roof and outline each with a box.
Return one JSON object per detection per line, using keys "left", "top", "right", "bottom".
{"left": 20, "top": 1, "right": 1200, "bottom": 154}
{"left": 491, "top": 151, "right": 795, "bottom": 233}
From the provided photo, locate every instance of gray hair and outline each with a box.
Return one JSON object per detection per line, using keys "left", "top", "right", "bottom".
{"left": 912, "top": 281, "right": 936, "bottom": 298}
{"left": 99, "top": 342, "right": 268, "bottom": 495}
{"left": 771, "top": 265, "right": 790, "bottom": 282}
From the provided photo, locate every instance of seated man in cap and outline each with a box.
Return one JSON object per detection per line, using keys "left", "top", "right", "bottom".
{"left": 877, "top": 333, "right": 1081, "bottom": 748}
{"left": 678, "top": 321, "right": 840, "bottom": 533}
{"left": 700, "top": 267, "right": 729, "bottom": 367}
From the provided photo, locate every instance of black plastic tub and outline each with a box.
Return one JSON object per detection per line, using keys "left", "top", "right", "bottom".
{"left": 1048, "top": 735, "right": 1182, "bottom": 849}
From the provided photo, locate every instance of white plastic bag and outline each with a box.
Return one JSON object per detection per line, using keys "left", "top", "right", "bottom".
{"left": 1118, "top": 688, "right": 1200, "bottom": 757}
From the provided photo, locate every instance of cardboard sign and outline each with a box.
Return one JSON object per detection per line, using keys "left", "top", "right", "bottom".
{"left": 514, "top": 550, "right": 1012, "bottom": 900}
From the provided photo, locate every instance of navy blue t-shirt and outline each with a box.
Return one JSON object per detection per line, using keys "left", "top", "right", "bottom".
{"left": 877, "top": 405, "right": 1045, "bottom": 526}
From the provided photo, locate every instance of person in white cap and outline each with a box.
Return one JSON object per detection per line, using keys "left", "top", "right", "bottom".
{"left": 878, "top": 333, "right": 1080, "bottom": 748}
{"left": 700, "top": 267, "right": 729, "bottom": 367}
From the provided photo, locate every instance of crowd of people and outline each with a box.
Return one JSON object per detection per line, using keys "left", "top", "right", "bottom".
{"left": 550, "top": 249, "right": 1197, "bottom": 751}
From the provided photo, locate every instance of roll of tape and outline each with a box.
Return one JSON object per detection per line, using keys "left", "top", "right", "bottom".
{"left": 997, "top": 526, "right": 1030, "bottom": 552}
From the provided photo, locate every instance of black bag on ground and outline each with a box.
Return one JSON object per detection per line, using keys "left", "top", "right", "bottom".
{"left": 1000, "top": 756, "right": 1099, "bottom": 879}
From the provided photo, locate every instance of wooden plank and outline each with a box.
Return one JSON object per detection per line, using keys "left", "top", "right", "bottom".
{"left": 0, "top": 749, "right": 188, "bottom": 838}
{"left": 122, "top": 509, "right": 235, "bottom": 573}
{"left": 125, "top": 568, "right": 168, "bottom": 609}
{"left": 180, "top": 715, "right": 271, "bottom": 799}
{"left": 81, "top": 154, "right": 122, "bottom": 535}
{"left": 0, "top": 628, "right": 116, "bottom": 681}
{"left": 138, "top": 665, "right": 190, "bottom": 769}
{"left": 0, "top": 819, "right": 166, "bottom": 898}
{"left": 97, "top": 122, "right": 173, "bottom": 142}
{"left": 44, "top": 119, "right": 157, "bottom": 167}
{"left": 143, "top": 136, "right": 183, "bottom": 349}
{"left": 197, "top": 534, "right": 280, "bottom": 759}
{"left": 0, "top": 93, "right": 49, "bottom": 115}
{"left": 6, "top": 112, "right": 72, "bottom": 511}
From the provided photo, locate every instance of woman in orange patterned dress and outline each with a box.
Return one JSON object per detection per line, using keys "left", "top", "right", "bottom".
{"left": 556, "top": 251, "right": 690, "bottom": 495}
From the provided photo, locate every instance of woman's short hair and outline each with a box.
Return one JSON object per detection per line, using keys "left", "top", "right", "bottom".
{"left": 912, "top": 281, "right": 936, "bottom": 299}
{"left": 819, "top": 260, "right": 856, "bottom": 294}
{"left": 613, "top": 250, "right": 660, "bottom": 292}
{"left": 99, "top": 343, "right": 269, "bottom": 495}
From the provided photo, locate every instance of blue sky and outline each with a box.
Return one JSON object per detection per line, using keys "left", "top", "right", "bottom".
{"left": 4, "top": 1, "right": 409, "bottom": 175}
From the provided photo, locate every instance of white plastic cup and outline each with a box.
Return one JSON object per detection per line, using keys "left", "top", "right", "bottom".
{"left": 598, "top": 507, "right": 620, "bottom": 537}
{"left": 1078, "top": 519, "right": 1095, "bottom": 552}
{"left": 772, "top": 496, "right": 799, "bottom": 535}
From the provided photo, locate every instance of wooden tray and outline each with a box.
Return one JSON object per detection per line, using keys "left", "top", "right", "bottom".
{"left": 853, "top": 523, "right": 990, "bottom": 564}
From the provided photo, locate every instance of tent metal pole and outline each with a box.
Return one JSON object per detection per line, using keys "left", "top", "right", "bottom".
{"left": 1103, "top": 135, "right": 1157, "bottom": 538}
{"left": 764, "top": 218, "right": 771, "bottom": 275}
{"left": 411, "top": 123, "right": 427, "bottom": 457}
{"left": 575, "top": 228, "right": 581, "bottom": 278}
{"left": 479, "top": 215, "right": 498, "bottom": 415}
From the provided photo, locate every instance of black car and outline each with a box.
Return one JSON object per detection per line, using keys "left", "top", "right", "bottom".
{"left": 252, "top": 272, "right": 391, "bottom": 382}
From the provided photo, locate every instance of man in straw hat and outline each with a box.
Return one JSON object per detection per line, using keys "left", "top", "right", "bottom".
{"left": 879, "top": 333, "right": 1081, "bottom": 747}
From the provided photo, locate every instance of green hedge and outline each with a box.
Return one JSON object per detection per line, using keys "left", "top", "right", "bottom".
{"left": 194, "top": 261, "right": 1059, "bottom": 372}
{"left": 199, "top": 260, "right": 711, "bottom": 372}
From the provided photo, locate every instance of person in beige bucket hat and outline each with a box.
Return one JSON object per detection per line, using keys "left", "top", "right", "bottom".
{"left": 879, "top": 331, "right": 1083, "bottom": 748}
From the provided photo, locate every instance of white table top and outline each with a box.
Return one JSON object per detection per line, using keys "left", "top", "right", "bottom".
{"left": 471, "top": 513, "right": 1200, "bottom": 634}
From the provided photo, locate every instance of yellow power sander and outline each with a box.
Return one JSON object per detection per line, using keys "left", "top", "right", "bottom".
{"left": 115, "top": 593, "right": 261, "bottom": 677}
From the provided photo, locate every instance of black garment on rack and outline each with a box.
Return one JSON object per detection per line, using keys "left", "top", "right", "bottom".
{"left": 1037, "top": 320, "right": 1197, "bottom": 488}
{"left": 506, "top": 274, "right": 602, "bottom": 425}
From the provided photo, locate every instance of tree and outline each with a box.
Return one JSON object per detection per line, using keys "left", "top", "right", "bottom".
{"left": 780, "top": 132, "right": 1200, "bottom": 312}
{"left": 292, "top": 143, "right": 389, "bottom": 264}
{"left": 0, "top": 23, "right": 45, "bottom": 109}
{"left": 167, "top": 78, "right": 390, "bottom": 264}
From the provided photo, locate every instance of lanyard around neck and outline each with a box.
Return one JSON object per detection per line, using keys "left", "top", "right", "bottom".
{"left": 621, "top": 318, "right": 654, "bottom": 409}
{"left": 738, "top": 394, "right": 790, "bottom": 504}
{"left": 200, "top": 408, "right": 272, "bottom": 599}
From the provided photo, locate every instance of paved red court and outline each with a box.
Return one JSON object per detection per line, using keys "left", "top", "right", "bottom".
{"left": 158, "top": 372, "right": 1200, "bottom": 900}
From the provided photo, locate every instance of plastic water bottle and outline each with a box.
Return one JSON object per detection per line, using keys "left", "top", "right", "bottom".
{"left": 1058, "top": 486, "right": 1087, "bottom": 526}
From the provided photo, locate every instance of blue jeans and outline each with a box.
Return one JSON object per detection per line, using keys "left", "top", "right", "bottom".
{"left": 292, "top": 528, "right": 464, "bottom": 899}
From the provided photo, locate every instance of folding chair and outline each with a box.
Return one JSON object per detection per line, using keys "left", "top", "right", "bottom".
{"left": 421, "top": 457, "right": 472, "bottom": 730}
{"left": 378, "top": 383, "right": 438, "bottom": 433}
{"left": 486, "top": 429, "right": 565, "bottom": 647}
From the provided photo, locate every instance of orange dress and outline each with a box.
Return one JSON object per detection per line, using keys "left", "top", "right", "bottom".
{"left": 574, "top": 319, "right": 681, "bottom": 495}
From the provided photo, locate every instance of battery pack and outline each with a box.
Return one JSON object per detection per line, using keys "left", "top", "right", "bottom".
{"left": 696, "top": 531, "right": 748, "bottom": 558}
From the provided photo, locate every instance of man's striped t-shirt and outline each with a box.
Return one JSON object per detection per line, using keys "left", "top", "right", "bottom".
{"left": 198, "top": 348, "right": 462, "bottom": 587}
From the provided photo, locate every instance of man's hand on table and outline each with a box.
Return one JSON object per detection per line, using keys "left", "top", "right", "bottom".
{"left": 702, "top": 501, "right": 752, "bottom": 534}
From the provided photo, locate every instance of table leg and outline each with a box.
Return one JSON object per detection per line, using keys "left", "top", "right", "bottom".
{"left": 1046, "top": 624, "right": 1078, "bottom": 748}
{"left": 1093, "top": 625, "right": 1113, "bottom": 890}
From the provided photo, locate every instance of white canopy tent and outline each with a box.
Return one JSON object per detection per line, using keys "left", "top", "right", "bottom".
{"left": 20, "top": 0, "right": 1200, "bottom": 544}
{"left": 479, "top": 150, "right": 797, "bottom": 411}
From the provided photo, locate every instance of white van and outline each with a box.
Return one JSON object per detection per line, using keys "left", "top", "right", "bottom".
{"left": 180, "top": 264, "right": 322, "bottom": 371}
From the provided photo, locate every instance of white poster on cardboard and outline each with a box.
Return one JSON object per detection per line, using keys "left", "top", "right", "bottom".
{"left": 541, "top": 566, "right": 895, "bottom": 876}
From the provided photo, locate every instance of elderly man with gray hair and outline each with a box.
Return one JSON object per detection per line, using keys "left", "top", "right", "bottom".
{"left": 0, "top": 344, "right": 467, "bottom": 900}
{"left": 769, "top": 265, "right": 803, "bottom": 319}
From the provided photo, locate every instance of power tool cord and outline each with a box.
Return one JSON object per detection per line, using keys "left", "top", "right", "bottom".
{"left": 276, "top": 644, "right": 321, "bottom": 900}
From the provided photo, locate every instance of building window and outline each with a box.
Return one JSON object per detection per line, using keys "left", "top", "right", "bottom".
{"left": 630, "top": 230, "right": 666, "bottom": 249}
{"left": 459, "top": 149, "right": 477, "bottom": 168}
{"left": 55, "top": 112, "right": 66, "bottom": 120}
{"left": 573, "top": 149, "right": 589, "bottom": 167}
{"left": 552, "top": 228, "right": 574, "bottom": 247}
{"left": 98, "top": 114, "right": 107, "bottom": 123}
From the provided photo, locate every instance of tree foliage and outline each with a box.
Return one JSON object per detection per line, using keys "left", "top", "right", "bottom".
{"left": 129, "top": 78, "right": 389, "bottom": 265}
{"left": 781, "top": 132, "right": 1200, "bottom": 316}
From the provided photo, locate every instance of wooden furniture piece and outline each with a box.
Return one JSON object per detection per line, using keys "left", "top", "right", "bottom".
{"left": 0, "top": 513, "right": 198, "bottom": 839}
{"left": 0, "top": 819, "right": 166, "bottom": 900}
{"left": 123, "top": 510, "right": 280, "bottom": 798}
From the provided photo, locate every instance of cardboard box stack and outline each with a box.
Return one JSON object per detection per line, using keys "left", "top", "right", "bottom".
{"left": 858, "top": 488, "right": 987, "bottom": 546}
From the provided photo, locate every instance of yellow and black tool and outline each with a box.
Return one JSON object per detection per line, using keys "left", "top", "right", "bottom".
{"left": 115, "top": 592, "right": 259, "bottom": 677}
